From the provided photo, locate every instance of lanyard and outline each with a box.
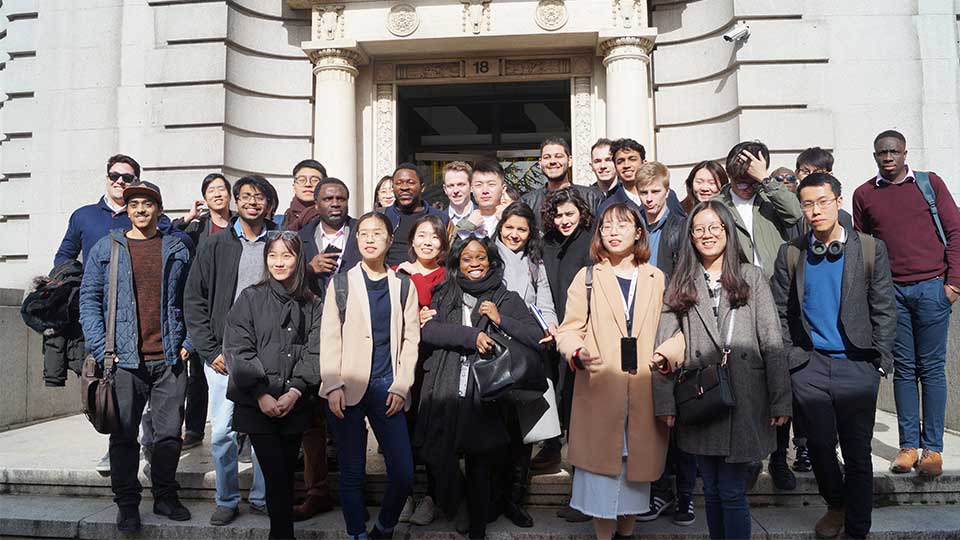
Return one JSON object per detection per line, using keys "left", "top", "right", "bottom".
{"left": 618, "top": 267, "right": 639, "bottom": 332}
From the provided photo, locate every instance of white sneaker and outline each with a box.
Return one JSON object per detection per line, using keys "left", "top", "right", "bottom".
{"left": 398, "top": 496, "right": 415, "bottom": 523}
{"left": 409, "top": 495, "right": 436, "bottom": 526}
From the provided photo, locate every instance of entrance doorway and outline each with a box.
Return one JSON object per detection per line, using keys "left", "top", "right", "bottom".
{"left": 397, "top": 80, "right": 571, "bottom": 205}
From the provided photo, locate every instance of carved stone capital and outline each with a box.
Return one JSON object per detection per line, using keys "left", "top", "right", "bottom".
{"left": 599, "top": 36, "right": 654, "bottom": 66}
{"left": 306, "top": 48, "right": 368, "bottom": 76}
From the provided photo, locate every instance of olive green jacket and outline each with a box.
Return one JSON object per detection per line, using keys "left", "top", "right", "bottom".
{"left": 713, "top": 181, "right": 803, "bottom": 278}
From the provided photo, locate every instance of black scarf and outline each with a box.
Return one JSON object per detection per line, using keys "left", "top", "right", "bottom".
{"left": 457, "top": 261, "right": 505, "bottom": 297}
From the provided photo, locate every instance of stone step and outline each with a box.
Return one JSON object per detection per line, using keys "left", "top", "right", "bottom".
{"left": 1, "top": 494, "right": 958, "bottom": 540}
{"left": 3, "top": 413, "right": 960, "bottom": 507}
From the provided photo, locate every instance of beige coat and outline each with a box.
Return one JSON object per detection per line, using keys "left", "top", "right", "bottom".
{"left": 319, "top": 265, "right": 420, "bottom": 410}
{"left": 556, "top": 261, "right": 669, "bottom": 482}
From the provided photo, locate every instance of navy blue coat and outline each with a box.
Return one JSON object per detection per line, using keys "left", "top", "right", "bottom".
{"left": 298, "top": 216, "right": 361, "bottom": 297}
{"left": 79, "top": 229, "right": 192, "bottom": 368}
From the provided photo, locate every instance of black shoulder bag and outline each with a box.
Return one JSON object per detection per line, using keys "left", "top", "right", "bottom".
{"left": 674, "top": 308, "right": 737, "bottom": 426}
{"left": 471, "top": 290, "right": 548, "bottom": 403}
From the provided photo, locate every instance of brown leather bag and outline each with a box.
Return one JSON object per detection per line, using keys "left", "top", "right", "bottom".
{"left": 80, "top": 240, "right": 122, "bottom": 434}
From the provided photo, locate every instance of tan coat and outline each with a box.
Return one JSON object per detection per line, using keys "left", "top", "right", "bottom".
{"left": 556, "top": 261, "right": 669, "bottom": 482}
{"left": 319, "top": 265, "right": 420, "bottom": 410}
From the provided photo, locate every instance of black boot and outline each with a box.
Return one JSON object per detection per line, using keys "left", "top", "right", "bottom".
{"left": 530, "top": 438, "right": 562, "bottom": 475}
{"left": 768, "top": 452, "right": 797, "bottom": 490}
{"left": 504, "top": 463, "right": 534, "bottom": 528}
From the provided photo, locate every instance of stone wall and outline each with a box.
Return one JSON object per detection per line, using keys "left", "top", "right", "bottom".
{"left": 0, "top": 289, "right": 80, "bottom": 432}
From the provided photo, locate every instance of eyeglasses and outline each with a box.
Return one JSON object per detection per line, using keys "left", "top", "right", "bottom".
{"left": 800, "top": 197, "right": 838, "bottom": 211}
{"left": 774, "top": 174, "right": 797, "bottom": 184}
{"left": 796, "top": 167, "right": 820, "bottom": 179}
{"left": 294, "top": 175, "right": 322, "bottom": 186}
{"left": 108, "top": 172, "right": 136, "bottom": 184}
{"left": 600, "top": 222, "right": 636, "bottom": 235}
{"left": 237, "top": 193, "right": 267, "bottom": 204}
{"left": 266, "top": 230, "right": 298, "bottom": 241}
{"left": 691, "top": 223, "right": 725, "bottom": 239}
{"left": 358, "top": 230, "right": 388, "bottom": 241}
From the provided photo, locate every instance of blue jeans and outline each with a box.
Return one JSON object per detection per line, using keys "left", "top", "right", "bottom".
{"left": 696, "top": 455, "right": 750, "bottom": 540}
{"left": 893, "top": 278, "right": 952, "bottom": 452}
{"left": 328, "top": 376, "right": 414, "bottom": 538}
{"left": 204, "top": 363, "right": 266, "bottom": 508}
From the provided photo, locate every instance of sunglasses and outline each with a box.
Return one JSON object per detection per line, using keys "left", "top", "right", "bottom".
{"left": 108, "top": 172, "right": 137, "bottom": 184}
{"left": 266, "top": 230, "right": 299, "bottom": 241}
{"left": 774, "top": 174, "right": 797, "bottom": 184}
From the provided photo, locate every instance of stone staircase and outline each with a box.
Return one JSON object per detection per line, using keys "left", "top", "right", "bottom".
{"left": 1, "top": 412, "right": 959, "bottom": 539}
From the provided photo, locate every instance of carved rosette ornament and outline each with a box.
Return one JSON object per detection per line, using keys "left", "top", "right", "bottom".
{"left": 387, "top": 4, "right": 419, "bottom": 37}
{"left": 599, "top": 36, "right": 654, "bottom": 67}
{"left": 535, "top": 0, "right": 567, "bottom": 31}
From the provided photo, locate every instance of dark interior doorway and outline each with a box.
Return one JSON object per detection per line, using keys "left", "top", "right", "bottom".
{"left": 397, "top": 80, "right": 571, "bottom": 204}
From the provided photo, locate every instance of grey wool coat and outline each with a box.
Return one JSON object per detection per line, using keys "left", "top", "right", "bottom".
{"left": 652, "top": 263, "right": 792, "bottom": 463}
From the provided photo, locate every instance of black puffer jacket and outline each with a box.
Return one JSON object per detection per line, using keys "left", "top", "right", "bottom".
{"left": 224, "top": 279, "right": 321, "bottom": 434}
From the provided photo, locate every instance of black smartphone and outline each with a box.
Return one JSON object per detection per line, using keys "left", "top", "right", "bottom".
{"left": 323, "top": 244, "right": 343, "bottom": 255}
{"left": 621, "top": 337, "right": 638, "bottom": 372}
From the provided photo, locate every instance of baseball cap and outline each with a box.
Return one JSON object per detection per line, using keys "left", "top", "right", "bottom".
{"left": 123, "top": 181, "right": 163, "bottom": 207}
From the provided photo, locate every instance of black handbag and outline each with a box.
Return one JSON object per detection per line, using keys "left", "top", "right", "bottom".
{"left": 675, "top": 309, "right": 737, "bottom": 426}
{"left": 471, "top": 293, "right": 548, "bottom": 403}
{"left": 80, "top": 240, "right": 123, "bottom": 435}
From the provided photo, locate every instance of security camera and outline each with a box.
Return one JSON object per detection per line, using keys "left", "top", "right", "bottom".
{"left": 722, "top": 24, "right": 750, "bottom": 42}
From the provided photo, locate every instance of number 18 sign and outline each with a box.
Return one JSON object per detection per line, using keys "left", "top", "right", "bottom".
{"left": 467, "top": 58, "right": 499, "bottom": 78}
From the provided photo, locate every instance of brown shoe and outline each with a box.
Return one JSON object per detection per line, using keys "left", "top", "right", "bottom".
{"left": 814, "top": 508, "right": 845, "bottom": 539}
{"left": 292, "top": 495, "right": 333, "bottom": 522}
{"left": 889, "top": 448, "right": 919, "bottom": 473}
{"left": 918, "top": 449, "right": 943, "bottom": 478}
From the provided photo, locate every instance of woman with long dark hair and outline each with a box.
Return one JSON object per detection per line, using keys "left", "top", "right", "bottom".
{"left": 223, "top": 232, "right": 321, "bottom": 540}
{"left": 680, "top": 161, "right": 728, "bottom": 215}
{"left": 493, "top": 201, "right": 558, "bottom": 527}
{"left": 533, "top": 187, "right": 594, "bottom": 490}
{"left": 555, "top": 203, "right": 669, "bottom": 540}
{"left": 652, "top": 201, "right": 791, "bottom": 540}
{"left": 320, "top": 212, "right": 420, "bottom": 540}
{"left": 415, "top": 235, "right": 544, "bottom": 539}
{"left": 394, "top": 214, "right": 449, "bottom": 526}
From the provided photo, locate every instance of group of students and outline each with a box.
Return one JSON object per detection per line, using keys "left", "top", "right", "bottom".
{"left": 69, "top": 127, "right": 958, "bottom": 540}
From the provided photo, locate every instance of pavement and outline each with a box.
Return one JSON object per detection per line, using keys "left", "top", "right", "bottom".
{"left": 1, "top": 410, "right": 960, "bottom": 538}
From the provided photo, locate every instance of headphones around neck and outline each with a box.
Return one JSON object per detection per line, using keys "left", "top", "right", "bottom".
{"left": 810, "top": 239, "right": 844, "bottom": 258}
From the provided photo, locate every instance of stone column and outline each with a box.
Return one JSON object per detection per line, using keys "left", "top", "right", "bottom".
{"left": 306, "top": 47, "right": 366, "bottom": 216}
{"left": 599, "top": 35, "right": 656, "bottom": 150}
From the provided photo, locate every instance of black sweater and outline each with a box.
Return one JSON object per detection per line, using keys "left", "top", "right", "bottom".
{"left": 542, "top": 227, "right": 593, "bottom": 321}
{"left": 223, "top": 280, "right": 321, "bottom": 434}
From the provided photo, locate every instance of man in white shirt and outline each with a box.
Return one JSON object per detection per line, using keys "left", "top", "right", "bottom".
{"left": 454, "top": 159, "right": 506, "bottom": 238}
{"left": 443, "top": 161, "right": 475, "bottom": 226}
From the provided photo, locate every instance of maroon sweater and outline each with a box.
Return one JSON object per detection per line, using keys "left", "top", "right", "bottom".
{"left": 852, "top": 170, "right": 960, "bottom": 288}
{"left": 128, "top": 235, "right": 165, "bottom": 362}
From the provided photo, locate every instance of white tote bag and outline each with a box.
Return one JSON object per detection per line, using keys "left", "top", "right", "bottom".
{"left": 518, "top": 378, "right": 562, "bottom": 444}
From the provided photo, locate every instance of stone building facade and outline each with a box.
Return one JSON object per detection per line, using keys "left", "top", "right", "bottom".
{"left": 0, "top": 0, "right": 958, "bottom": 288}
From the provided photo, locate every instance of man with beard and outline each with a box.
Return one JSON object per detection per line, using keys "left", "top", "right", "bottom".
{"left": 384, "top": 163, "right": 449, "bottom": 266}
{"left": 184, "top": 176, "right": 277, "bottom": 526}
{"left": 521, "top": 138, "right": 601, "bottom": 230}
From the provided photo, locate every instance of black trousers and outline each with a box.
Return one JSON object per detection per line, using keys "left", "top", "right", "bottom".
{"left": 652, "top": 432, "right": 697, "bottom": 499}
{"left": 183, "top": 353, "right": 208, "bottom": 438}
{"left": 791, "top": 351, "right": 880, "bottom": 538}
{"left": 110, "top": 361, "right": 186, "bottom": 508}
{"left": 464, "top": 451, "right": 499, "bottom": 540}
{"left": 250, "top": 433, "right": 303, "bottom": 540}
{"left": 497, "top": 408, "right": 532, "bottom": 509}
